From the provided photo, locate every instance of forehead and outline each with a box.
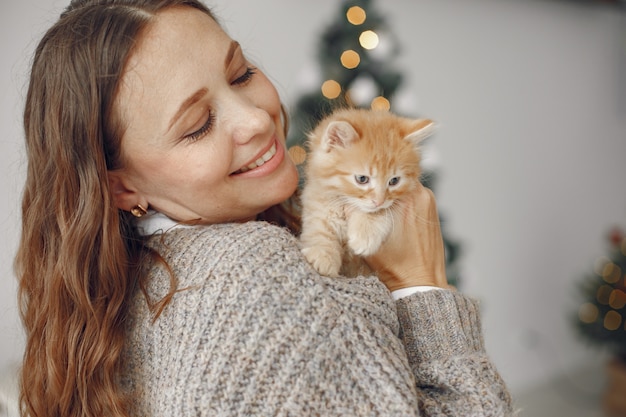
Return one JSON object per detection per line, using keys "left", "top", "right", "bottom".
{"left": 124, "top": 6, "right": 229, "bottom": 84}
{"left": 115, "top": 6, "right": 232, "bottom": 138}
{"left": 133, "top": 6, "right": 226, "bottom": 58}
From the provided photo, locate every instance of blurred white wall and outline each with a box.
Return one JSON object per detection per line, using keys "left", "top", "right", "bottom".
{"left": 1, "top": 0, "right": 625, "bottom": 414}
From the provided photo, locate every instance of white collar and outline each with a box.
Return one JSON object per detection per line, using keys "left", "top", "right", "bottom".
{"left": 135, "top": 210, "right": 194, "bottom": 236}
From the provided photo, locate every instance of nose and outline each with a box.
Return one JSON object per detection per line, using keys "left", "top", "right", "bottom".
{"left": 372, "top": 187, "right": 386, "bottom": 207}
{"left": 224, "top": 95, "right": 272, "bottom": 145}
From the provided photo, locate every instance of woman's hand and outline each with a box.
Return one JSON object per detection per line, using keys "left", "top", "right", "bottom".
{"left": 365, "top": 183, "right": 449, "bottom": 291}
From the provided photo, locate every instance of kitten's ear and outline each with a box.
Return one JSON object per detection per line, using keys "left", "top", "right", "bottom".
{"left": 404, "top": 119, "right": 436, "bottom": 147}
{"left": 321, "top": 120, "right": 360, "bottom": 152}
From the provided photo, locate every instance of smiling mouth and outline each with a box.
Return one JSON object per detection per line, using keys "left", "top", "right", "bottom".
{"left": 232, "top": 143, "right": 277, "bottom": 174}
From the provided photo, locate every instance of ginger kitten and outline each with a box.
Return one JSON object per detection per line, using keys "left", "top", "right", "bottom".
{"left": 299, "top": 108, "right": 436, "bottom": 277}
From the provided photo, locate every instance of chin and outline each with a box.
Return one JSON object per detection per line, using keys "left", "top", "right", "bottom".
{"left": 251, "top": 160, "right": 299, "bottom": 216}
{"left": 281, "top": 162, "right": 300, "bottom": 199}
{"left": 271, "top": 158, "right": 299, "bottom": 201}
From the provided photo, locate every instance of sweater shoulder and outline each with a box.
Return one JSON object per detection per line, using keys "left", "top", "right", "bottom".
{"left": 142, "top": 221, "right": 306, "bottom": 291}
{"left": 121, "top": 222, "right": 402, "bottom": 415}
{"left": 147, "top": 221, "right": 301, "bottom": 262}
{"left": 135, "top": 221, "right": 394, "bottom": 324}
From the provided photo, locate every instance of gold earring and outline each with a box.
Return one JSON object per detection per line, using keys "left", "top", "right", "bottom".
{"left": 130, "top": 204, "right": 148, "bottom": 218}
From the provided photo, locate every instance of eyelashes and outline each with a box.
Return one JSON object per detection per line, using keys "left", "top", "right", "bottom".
{"left": 233, "top": 66, "right": 257, "bottom": 86}
{"left": 183, "top": 66, "right": 258, "bottom": 142}
{"left": 184, "top": 110, "right": 215, "bottom": 142}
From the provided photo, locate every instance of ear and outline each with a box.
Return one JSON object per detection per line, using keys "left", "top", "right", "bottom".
{"left": 321, "top": 120, "right": 360, "bottom": 152}
{"left": 107, "top": 170, "right": 146, "bottom": 212}
{"left": 403, "top": 119, "right": 436, "bottom": 148}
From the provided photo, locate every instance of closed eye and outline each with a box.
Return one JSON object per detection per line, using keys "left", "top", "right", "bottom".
{"left": 183, "top": 67, "right": 256, "bottom": 143}
{"left": 184, "top": 110, "right": 215, "bottom": 142}
{"left": 232, "top": 66, "right": 257, "bottom": 86}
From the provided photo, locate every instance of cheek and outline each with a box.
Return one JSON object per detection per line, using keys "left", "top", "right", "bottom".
{"left": 126, "top": 144, "right": 227, "bottom": 194}
{"left": 179, "top": 145, "right": 231, "bottom": 185}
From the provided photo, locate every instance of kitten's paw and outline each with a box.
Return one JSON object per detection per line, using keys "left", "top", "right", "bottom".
{"left": 348, "top": 233, "right": 382, "bottom": 257}
{"left": 347, "top": 213, "right": 391, "bottom": 256}
{"left": 301, "top": 246, "right": 341, "bottom": 277}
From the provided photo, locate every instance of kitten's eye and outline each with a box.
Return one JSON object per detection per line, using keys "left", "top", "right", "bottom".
{"left": 388, "top": 177, "right": 400, "bottom": 186}
{"left": 355, "top": 175, "right": 370, "bottom": 184}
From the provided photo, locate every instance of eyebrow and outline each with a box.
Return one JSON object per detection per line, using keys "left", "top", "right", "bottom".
{"left": 166, "top": 87, "right": 208, "bottom": 133}
{"left": 225, "top": 40, "right": 240, "bottom": 70}
{"left": 166, "top": 41, "right": 240, "bottom": 134}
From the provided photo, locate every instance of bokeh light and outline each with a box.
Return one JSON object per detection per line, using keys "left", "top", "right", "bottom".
{"left": 594, "top": 256, "right": 611, "bottom": 276}
{"left": 359, "top": 30, "right": 379, "bottom": 50}
{"left": 609, "top": 289, "right": 626, "bottom": 310}
{"left": 371, "top": 96, "right": 390, "bottom": 111}
{"left": 346, "top": 6, "right": 366, "bottom": 25}
{"left": 340, "top": 50, "right": 361, "bottom": 69}
{"left": 604, "top": 310, "right": 622, "bottom": 331}
{"left": 288, "top": 145, "right": 307, "bottom": 165}
{"left": 602, "top": 261, "right": 621, "bottom": 284}
{"left": 579, "top": 302, "right": 599, "bottom": 324}
{"left": 321, "top": 79, "right": 342, "bottom": 99}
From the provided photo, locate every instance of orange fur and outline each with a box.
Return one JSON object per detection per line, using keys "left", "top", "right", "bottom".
{"left": 299, "top": 108, "right": 435, "bottom": 277}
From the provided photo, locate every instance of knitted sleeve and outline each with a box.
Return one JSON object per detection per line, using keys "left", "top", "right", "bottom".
{"left": 396, "top": 290, "right": 516, "bottom": 416}
{"left": 121, "top": 221, "right": 514, "bottom": 416}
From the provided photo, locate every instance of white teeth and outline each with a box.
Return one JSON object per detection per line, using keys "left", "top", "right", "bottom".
{"left": 235, "top": 143, "right": 277, "bottom": 174}
{"left": 261, "top": 145, "right": 275, "bottom": 162}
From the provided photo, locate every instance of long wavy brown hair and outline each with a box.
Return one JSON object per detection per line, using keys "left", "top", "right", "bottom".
{"left": 15, "top": 1, "right": 297, "bottom": 416}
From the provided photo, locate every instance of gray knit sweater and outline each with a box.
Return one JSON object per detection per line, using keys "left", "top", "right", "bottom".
{"left": 120, "top": 221, "right": 514, "bottom": 416}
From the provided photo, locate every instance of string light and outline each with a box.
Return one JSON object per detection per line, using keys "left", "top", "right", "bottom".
{"left": 346, "top": 6, "right": 366, "bottom": 25}
{"left": 371, "top": 96, "right": 390, "bottom": 111}
{"left": 288, "top": 145, "right": 307, "bottom": 165}
{"left": 321, "top": 79, "right": 342, "bottom": 99}
{"left": 340, "top": 50, "right": 360, "bottom": 69}
{"left": 359, "top": 30, "right": 379, "bottom": 50}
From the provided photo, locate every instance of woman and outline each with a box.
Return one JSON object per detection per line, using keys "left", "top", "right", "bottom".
{"left": 16, "top": 0, "right": 515, "bottom": 416}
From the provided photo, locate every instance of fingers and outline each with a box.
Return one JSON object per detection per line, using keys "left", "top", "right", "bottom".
{"left": 364, "top": 184, "right": 449, "bottom": 290}
{"left": 415, "top": 183, "right": 435, "bottom": 210}
{"left": 404, "top": 183, "right": 439, "bottom": 228}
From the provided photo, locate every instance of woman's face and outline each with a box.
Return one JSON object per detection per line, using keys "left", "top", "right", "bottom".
{"left": 110, "top": 6, "right": 298, "bottom": 223}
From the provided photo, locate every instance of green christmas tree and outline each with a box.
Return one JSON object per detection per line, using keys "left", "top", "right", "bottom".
{"left": 575, "top": 227, "right": 626, "bottom": 362}
{"left": 285, "top": 0, "right": 462, "bottom": 287}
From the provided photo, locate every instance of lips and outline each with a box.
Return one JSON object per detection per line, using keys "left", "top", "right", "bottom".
{"left": 232, "top": 142, "right": 277, "bottom": 175}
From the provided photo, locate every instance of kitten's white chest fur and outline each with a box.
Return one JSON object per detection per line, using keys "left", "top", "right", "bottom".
{"left": 300, "top": 194, "right": 392, "bottom": 277}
